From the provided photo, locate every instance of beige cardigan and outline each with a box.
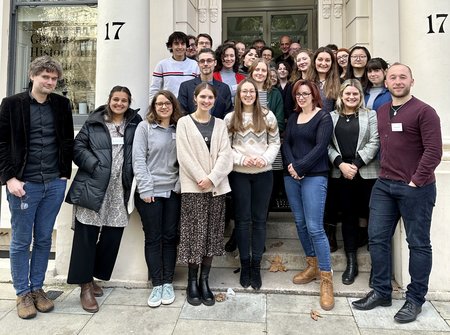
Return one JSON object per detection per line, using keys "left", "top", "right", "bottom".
{"left": 176, "top": 115, "right": 233, "bottom": 196}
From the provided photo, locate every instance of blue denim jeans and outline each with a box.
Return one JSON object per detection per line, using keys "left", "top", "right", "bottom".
{"left": 7, "top": 178, "right": 67, "bottom": 296}
{"left": 284, "top": 175, "right": 331, "bottom": 271}
{"left": 229, "top": 171, "right": 273, "bottom": 262}
{"left": 369, "top": 178, "right": 436, "bottom": 306}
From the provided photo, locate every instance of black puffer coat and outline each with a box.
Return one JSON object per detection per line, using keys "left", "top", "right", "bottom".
{"left": 65, "top": 105, "right": 142, "bottom": 212}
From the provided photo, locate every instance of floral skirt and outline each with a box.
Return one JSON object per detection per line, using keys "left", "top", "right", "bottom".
{"left": 177, "top": 193, "right": 226, "bottom": 265}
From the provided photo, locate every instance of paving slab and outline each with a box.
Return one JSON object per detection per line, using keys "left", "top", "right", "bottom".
{"left": 0, "top": 283, "right": 15, "bottom": 299}
{"left": 267, "top": 294, "right": 352, "bottom": 315}
{"left": 79, "top": 304, "right": 180, "bottom": 335}
{"left": 173, "top": 320, "right": 266, "bottom": 335}
{"left": 53, "top": 286, "right": 113, "bottom": 315}
{"left": 360, "top": 330, "right": 450, "bottom": 335}
{"left": 433, "top": 300, "right": 450, "bottom": 319}
{"left": 179, "top": 292, "right": 266, "bottom": 323}
{"left": 104, "top": 287, "right": 186, "bottom": 308}
{"left": 350, "top": 298, "right": 450, "bottom": 332}
{"left": 0, "top": 309, "right": 92, "bottom": 335}
{"left": 267, "top": 312, "right": 359, "bottom": 335}
{"left": 0, "top": 299, "right": 15, "bottom": 320}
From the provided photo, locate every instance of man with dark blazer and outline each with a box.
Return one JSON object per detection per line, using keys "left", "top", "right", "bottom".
{"left": 0, "top": 56, "right": 74, "bottom": 319}
{"left": 178, "top": 48, "right": 232, "bottom": 119}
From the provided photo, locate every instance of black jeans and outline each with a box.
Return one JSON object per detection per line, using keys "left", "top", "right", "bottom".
{"left": 229, "top": 171, "right": 273, "bottom": 262}
{"left": 135, "top": 192, "right": 180, "bottom": 286}
{"left": 67, "top": 219, "right": 124, "bottom": 284}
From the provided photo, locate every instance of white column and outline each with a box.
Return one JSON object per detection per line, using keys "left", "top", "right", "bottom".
{"left": 394, "top": 0, "right": 450, "bottom": 295}
{"left": 95, "top": 0, "right": 150, "bottom": 115}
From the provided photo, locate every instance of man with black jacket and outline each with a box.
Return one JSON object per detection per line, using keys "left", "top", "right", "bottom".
{"left": 0, "top": 56, "right": 74, "bottom": 319}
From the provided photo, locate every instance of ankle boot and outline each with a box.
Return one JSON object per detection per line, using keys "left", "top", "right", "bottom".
{"left": 225, "top": 229, "right": 237, "bottom": 252}
{"left": 186, "top": 266, "right": 202, "bottom": 306}
{"left": 80, "top": 282, "right": 99, "bottom": 313}
{"left": 320, "top": 271, "right": 335, "bottom": 311}
{"left": 199, "top": 264, "right": 215, "bottom": 306}
{"left": 293, "top": 256, "right": 320, "bottom": 284}
{"left": 240, "top": 258, "right": 251, "bottom": 288}
{"left": 250, "top": 259, "right": 262, "bottom": 290}
{"left": 324, "top": 223, "right": 338, "bottom": 252}
{"left": 342, "top": 252, "right": 359, "bottom": 285}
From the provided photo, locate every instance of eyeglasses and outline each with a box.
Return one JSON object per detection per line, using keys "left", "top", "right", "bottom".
{"left": 198, "top": 58, "right": 215, "bottom": 65}
{"left": 336, "top": 55, "right": 348, "bottom": 61}
{"left": 351, "top": 55, "right": 367, "bottom": 60}
{"left": 241, "top": 90, "right": 256, "bottom": 96}
{"left": 295, "top": 92, "right": 312, "bottom": 98}
{"left": 155, "top": 101, "right": 172, "bottom": 108}
{"left": 188, "top": 44, "right": 196, "bottom": 49}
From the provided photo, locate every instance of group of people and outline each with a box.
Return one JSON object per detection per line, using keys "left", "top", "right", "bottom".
{"left": 0, "top": 27, "right": 442, "bottom": 326}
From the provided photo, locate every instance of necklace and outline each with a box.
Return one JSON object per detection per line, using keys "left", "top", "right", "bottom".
{"left": 391, "top": 104, "right": 404, "bottom": 116}
{"left": 343, "top": 113, "right": 355, "bottom": 122}
{"left": 192, "top": 113, "right": 212, "bottom": 142}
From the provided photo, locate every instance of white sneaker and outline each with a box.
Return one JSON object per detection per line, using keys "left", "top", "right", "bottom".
{"left": 161, "top": 283, "right": 175, "bottom": 305}
{"left": 147, "top": 285, "right": 163, "bottom": 307}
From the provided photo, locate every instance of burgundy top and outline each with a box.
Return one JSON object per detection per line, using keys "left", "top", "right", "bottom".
{"left": 377, "top": 96, "right": 442, "bottom": 187}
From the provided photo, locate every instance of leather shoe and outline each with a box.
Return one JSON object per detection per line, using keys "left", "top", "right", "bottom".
{"left": 352, "top": 290, "right": 392, "bottom": 310}
{"left": 394, "top": 301, "right": 422, "bottom": 323}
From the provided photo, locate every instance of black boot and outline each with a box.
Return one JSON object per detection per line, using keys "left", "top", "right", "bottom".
{"left": 250, "top": 259, "right": 262, "bottom": 290}
{"left": 342, "top": 252, "right": 359, "bottom": 285}
{"left": 225, "top": 229, "right": 237, "bottom": 252}
{"left": 199, "top": 264, "right": 215, "bottom": 306}
{"left": 240, "top": 258, "right": 251, "bottom": 288}
{"left": 324, "top": 223, "right": 338, "bottom": 252}
{"left": 186, "top": 266, "right": 201, "bottom": 306}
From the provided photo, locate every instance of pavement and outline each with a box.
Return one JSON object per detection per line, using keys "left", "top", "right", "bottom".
{"left": 0, "top": 278, "right": 449, "bottom": 335}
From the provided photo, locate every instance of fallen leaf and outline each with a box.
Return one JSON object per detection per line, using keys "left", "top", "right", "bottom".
{"left": 269, "top": 255, "right": 287, "bottom": 272}
{"left": 310, "top": 309, "right": 322, "bottom": 321}
{"left": 215, "top": 293, "right": 226, "bottom": 302}
{"left": 269, "top": 241, "right": 284, "bottom": 248}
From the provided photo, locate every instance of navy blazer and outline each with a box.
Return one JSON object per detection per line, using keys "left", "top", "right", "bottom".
{"left": 178, "top": 77, "right": 233, "bottom": 119}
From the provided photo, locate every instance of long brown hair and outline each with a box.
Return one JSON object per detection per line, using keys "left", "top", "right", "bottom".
{"left": 229, "top": 78, "right": 268, "bottom": 133}
{"left": 306, "top": 47, "right": 340, "bottom": 100}
{"left": 292, "top": 79, "right": 323, "bottom": 113}
{"left": 248, "top": 58, "right": 272, "bottom": 91}
{"left": 146, "top": 90, "right": 182, "bottom": 125}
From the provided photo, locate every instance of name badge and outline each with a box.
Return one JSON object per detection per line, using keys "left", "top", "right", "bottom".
{"left": 111, "top": 137, "right": 124, "bottom": 145}
{"left": 391, "top": 123, "right": 403, "bottom": 132}
{"left": 172, "top": 133, "right": 176, "bottom": 140}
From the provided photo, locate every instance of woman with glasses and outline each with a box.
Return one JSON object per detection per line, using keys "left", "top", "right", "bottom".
{"left": 176, "top": 83, "right": 233, "bottom": 307}
{"left": 224, "top": 79, "right": 280, "bottom": 290}
{"left": 66, "top": 86, "right": 142, "bottom": 313}
{"left": 345, "top": 46, "right": 371, "bottom": 91}
{"left": 306, "top": 47, "right": 340, "bottom": 113}
{"left": 328, "top": 79, "right": 379, "bottom": 285}
{"left": 132, "top": 90, "right": 182, "bottom": 308}
{"left": 282, "top": 79, "right": 334, "bottom": 310}
{"left": 336, "top": 48, "right": 350, "bottom": 79}
{"left": 213, "top": 43, "right": 246, "bottom": 103}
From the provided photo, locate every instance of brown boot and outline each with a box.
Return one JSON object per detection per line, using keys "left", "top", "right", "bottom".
{"left": 293, "top": 257, "right": 320, "bottom": 284}
{"left": 80, "top": 282, "right": 99, "bottom": 313}
{"left": 16, "top": 293, "right": 37, "bottom": 319}
{"left": 31, "top": 289, "right": 54, "bottom": 312}
{"left": 92, "top": 281, "right": 104, "bottom": 297}
{"left": 320, "top": 271, "right": 335, "bottom": 311}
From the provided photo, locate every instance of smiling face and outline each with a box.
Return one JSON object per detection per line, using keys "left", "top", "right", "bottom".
{"left": 239, "top": 81, "right": 257, "bottom": 107}
{"left": 295, "top": 84, "right": 313, "bottom": 110}
{"left": 280, "top": 36, "right": 291, "bottom": 54}
{"left": 109, "top": 91, "right": 130, "bottom": 116}
{"left": 194, "top": 87, "right": 216, "bottom": 112}
{"left": 196, "top": 36, "right": 211, "bottom": 49}
{"left": 235, "top": 42, "right": 245, "bottom": 58}
{"left": 171, "top": 40, "right": 187, "bottom": 61}
{"left": 368, "top": 68, "right": 385, "bottom": 87}
{"left": 277, "top": 63, "right": 289, "bottom": 80}
{"left": 296, "top": 52, "right": 311, "bottom": 72}
{"left": 222, "top": 47, "right": 236, "bottom": 70}
{"left": 154, "top": 94, "right": 173, "bottom": 123}
{"left": 262, "top": 49, "right": 273, "bottom": 62}
{"left": 198, "top": 52, "right": 216, "bottom": 78}
{"left": 243, "top": 48, "right": 258, "bottom": 67}
{"left": 251, "top": 61, "right": 268, "bottom": 84}
{"left": 336, "top": 51, "right": 349, "bottom": 68}
{"left": 350, "top": 49, "right": 368, "bottom": 68}
{"left": 342, "top": 85, "right": 361, "bottom": 111}
{"left": 315, "top": 51, "right": 332, "bottom": 75}
{"left": 385, "top": 64, "right": 414, "bottom": 99}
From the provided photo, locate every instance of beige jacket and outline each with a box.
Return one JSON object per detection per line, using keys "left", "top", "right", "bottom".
{"left": 176, "top": 115, "right": 233, "bottom": 196}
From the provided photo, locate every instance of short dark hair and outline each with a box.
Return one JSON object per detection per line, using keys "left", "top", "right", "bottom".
{"left": 196, "top": 33, "right": 213, "bottom": 46}
{"left": 260, "top": 46, "right": 274, "bottom": 57}
{"left": 166, "top": 31, "right": 188, "bottom": 51}
{"left": 104, "top": 86, "right": 133, "bottom": 122}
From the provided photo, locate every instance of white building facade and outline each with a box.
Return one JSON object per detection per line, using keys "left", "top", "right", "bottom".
{"left": 0, "top": 0, "right": 449, "bottom": 295}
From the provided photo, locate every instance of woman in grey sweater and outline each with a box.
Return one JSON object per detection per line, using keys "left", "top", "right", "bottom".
{"left": 132, "top": 90, "right": 182, "bottom": 308}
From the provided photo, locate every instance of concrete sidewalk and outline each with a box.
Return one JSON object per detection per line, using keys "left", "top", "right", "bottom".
{"left": 0, "top": 282, "right": 449, "bottom": 335}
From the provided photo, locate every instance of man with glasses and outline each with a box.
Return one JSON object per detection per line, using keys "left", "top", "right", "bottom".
{"left": 0, "top": 56, "right": 74, "bottom": 319}
{"left": 186, "top": 34, "right": 197, "bottom": 59}
{"left": 178, "top": 48, "right": 232, "bottom": 119}
{"left": 149, "top": 31, "right": 199, "bottom": 101}
{"left": 196, "top": 33, "right": 213, "bottom": 50}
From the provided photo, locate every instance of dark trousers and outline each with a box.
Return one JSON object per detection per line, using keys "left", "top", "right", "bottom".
{"left": 229, "top": 171, "right": 273, "bottom": 262}
{"left": 369, "top": 178, "right": 436, "bottom": 306}
{"left": 135, "top": 192, "right": 180, "bottom": 286}
{"left": 330, "top": 174, "right": 375, "bottom": 252}
{"left": 67, "top": 219, "right": 124, "bottom": 284}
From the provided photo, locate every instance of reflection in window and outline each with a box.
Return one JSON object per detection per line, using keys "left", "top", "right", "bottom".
{"left": 15, "top": 6, "right": 97, "bottom": 115}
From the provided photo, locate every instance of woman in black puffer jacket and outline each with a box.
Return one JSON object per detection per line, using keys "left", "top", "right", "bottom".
{"left": 65, "top": 86, "right": 141, "bottom": 313}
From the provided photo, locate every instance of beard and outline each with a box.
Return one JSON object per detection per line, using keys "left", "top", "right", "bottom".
{"left": 390, "top": 86, "right": 411, "bottom": 98}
